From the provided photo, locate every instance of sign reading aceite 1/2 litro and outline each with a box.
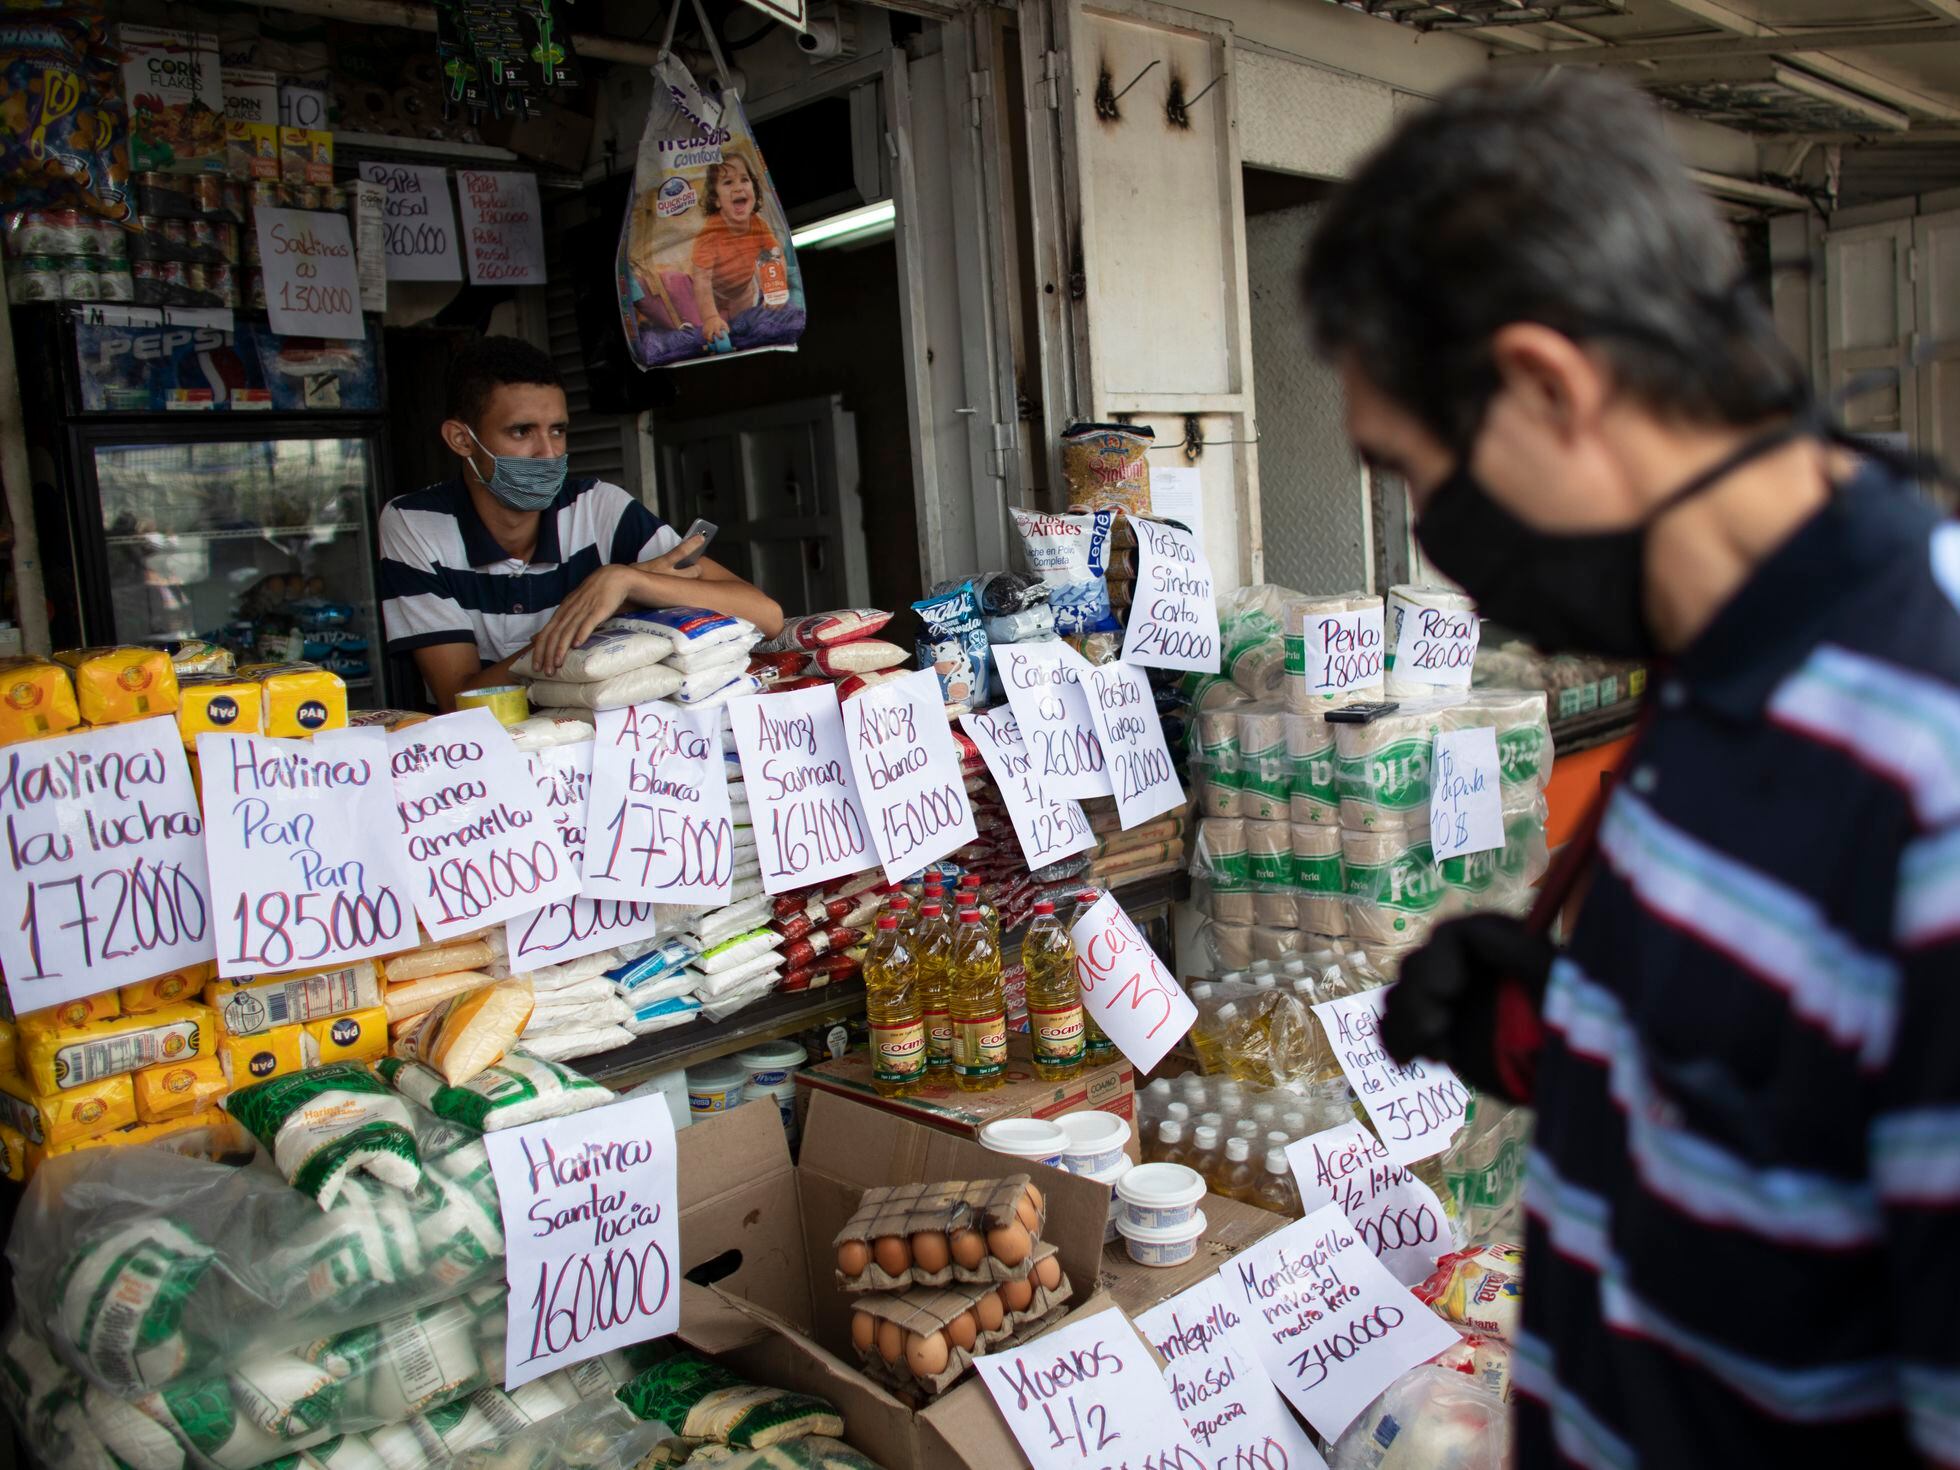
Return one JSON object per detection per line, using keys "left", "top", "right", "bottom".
{"left": 199, "top": 729, "right": 410, "bottom": 978}
{"left": 0, "top": 717, "right": 215, "bottom": 1014}
{"left": 584, "top": 702, "right": 735, "bottom": 907}
{"left": 1286, "top": 1119, "right": 1451, "bottom": 1287}
{"left": 1080, "top": 657, "right": 1184, "bottom": 831}
{"left": 1068, "top": 892, "right": 1197, "bottom": 1074}
{"left": 254, "top": 206, "right": 365, "bottom": 340}
{"left": 484, "top": 1092, "right": 681, "bottom": 1389}
{"left": 844, "top": 668, "right": 977, "bottom": 884}
{"left": 728, "top": 684, "right": 875, "bottom": 893}
{"left": 1312, "top": 987, "right": 1470, "bottom": 1167}
{"left": 995, "top": 641, "right": 1111, "bottom": 802}
{"left": 1121, "top": 517, "right": 1220, "bottom": 675}
{"left": 958, "top": 706, "right": 1093, "bottom": 872}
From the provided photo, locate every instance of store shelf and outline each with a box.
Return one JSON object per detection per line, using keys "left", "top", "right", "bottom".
{"left": 1549, "top": 703, "right": 1641, "bottom": 759}
{"left": 575, "top": 979, "right": 867, "bottom": 1092}
{"left": 333, "top": 131, "right": 519, "bottom": 164}
{"left": 104, "top": 522, "right": 365, "bottom": 546}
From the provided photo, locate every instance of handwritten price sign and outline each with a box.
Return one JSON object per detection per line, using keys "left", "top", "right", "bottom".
{"left": 729, "top": 685, "right": 874, "bottom": 893}
{"left": 844, "top": 669, "right": 976, "bottom": 883}
{"left": 388, "top": 708, "right": 581, "bottom": 941}
{"left": 1069, "top": 892, "right": 1196, "bottom": 1073}
{"left": 456, "top": 169, "right": 547, "bottom": 286}
{"left": 357, "top": 161, "right": 461, "bottom": 282}
{"left": 584, "top": 702, "right": 735, "bottom": 906}
{"left": 1388, "top": 592, "right": 1480, "bottom": 692}
{"left": 506, "top": 741, "right": 661, "bottom": 970}
{"left": 199, "top": 730, "right": 408, "bottom": 977}
{"left": 976, "top": 1307, "right": 1204, "bottom": 1470}
{"left": 996, "top": 642, "right": 1112, "bottom": 801}
{"left": 1312, "top": 988, "right": 1470, "bottom": 1166}
{"left": 959, "top": 707, "right": 1093, "bottom": 871}
{"left": 1428, "top": 726, "right": 1503, "bottom": 864}
{"left": 1121, "top": 517, "right": 1220, "bottom": 674}
{"left": 1286, "top": 1120, "right": 1449, "bottom": 1287}
{"left": 1303, "top": 605, "right": 1385, "bottom": 699}
{"left": 1082, "top": 659, "right": 1184, "bottom": 831}
{"left": 0, "top": 718, "right": 214, "bottom": 1013}
{"left": 485, "top": 1093, "right": 680, "bottom": 1388}
{"left": 1222, "top": 1206, "right": 1460, "bottom": 1440}
{"left": 255, "top": 207, "right": 364, "bottom": 339}
{"left": 1136, "top": 1277, "right": 1330, "bottom": 1470}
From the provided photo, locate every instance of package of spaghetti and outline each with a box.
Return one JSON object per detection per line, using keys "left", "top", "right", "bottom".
{"left": 18, "top": 1003, "right": 213, "bottom": 1095}
{"left": 224, "top": 1062, "right": 422, "bottom": 1209}
{"left": 377, "top": 1049, "right": 614, "bottom": 1131}
{"left": 206, "top": 960, "right": 381, "bottom": 1036}
{"left": 391, "top": 978, "right": 535, "bottom": 1085}
{"left": 0, "top": 656, "right": 79, "bottom": 744}
{"left": 757, "top": 608, "right": 894, "bottom": 652}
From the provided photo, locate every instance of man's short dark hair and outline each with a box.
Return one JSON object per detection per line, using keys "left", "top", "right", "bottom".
{"left": 444, "top": 335, "right": 563, "bottom": 424}
{"left": 1303, "top": 70, "right": 1805, "bottom": 450}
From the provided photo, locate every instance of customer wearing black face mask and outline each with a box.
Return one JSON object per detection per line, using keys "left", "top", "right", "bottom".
{"left": 1305, "top": 71, "right": 1960, "bottom": 1469}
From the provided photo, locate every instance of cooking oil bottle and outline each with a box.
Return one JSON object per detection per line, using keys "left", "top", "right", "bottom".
{"left": 863, "top": 914, "right": 926, "bottom": 1097}
{"left": 1069, "top": 888, "right": 1117, "bottom": 1062}
{"left": 958, "top": 874, "right": 1001, "bottom": 944}
{"left": 949, "top": 909, "right": 1007, "bottom": 1091}
{"left": 1187, "top": 982, "right": 1231, "bottom": 1076}
{"left": 1154, "top": 1118, "right": 1192, "bottom": 1168}
{"left": 913, "top": 899, "right": 956, "bottom": 1076}
{"left": 886, "top": 892, "right": 912, "bottom": 933}
{"left": 1022, "top": 901, "right": 1085, "bottom": 1081}
{"left": 1216, "top": 1002, "right": 1275, "bottom": 1086}
{"left": 1219, "top": 1136, "right": 1258, "bottom": 1202}
{"left": 1254, "top": 1146, "right": 1302, "bottom": 1215}
{"left": 1189, "top": 1123, "right": 1223, "bottom": 1184}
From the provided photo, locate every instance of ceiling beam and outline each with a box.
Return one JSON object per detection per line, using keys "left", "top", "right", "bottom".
{"left": 1492, "top": 21, "right": 1957, "bottom": 66}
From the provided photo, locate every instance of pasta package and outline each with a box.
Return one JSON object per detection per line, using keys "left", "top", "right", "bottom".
{"left": 175, "top": 673, "right": 264, "bottom": 747}
{"left": 132, "top": 1055, "right": 229, "bottom": 1122}
{"left": 237, "top": 662, "right": 347, "bottom": 737}
{"left": 0, "top": 657, "right": 79, "bottom": 744}
{"left": 217, "top": 1023, "right": 307, "bottom": 1086}
{"left": 302, "top": 1006, "right": 390, "bottom": 1066}
{"left": 121, "top": 961, "right": 214, "bottom": 1013}
{"left": 1061, "top": 421, "right": 1153, "bottom": 515}
{"left": 54, "top": 646, "right": 180, "bottom": 725}
{"left": 206, "top": 959, "right": 381, "bottom": 1035}
{"left": 0, "top": 1068, "right": 136, "bottom": 1146}
{"left": 18, "top": 1003, "right": 211, "bottom": 1094}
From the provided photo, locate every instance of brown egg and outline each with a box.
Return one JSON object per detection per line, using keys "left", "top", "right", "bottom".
{"left": 837, "top": 1240, "right": 871, "bottom": 1277}
{"left": 986, "top": 1222, "right": 1032, "bottom": 1267}
{"left": 973, "top": 1290, "right": 1005, "bottom": 1332}
{"left": 949, "top": 1228, "right": 987, "bottom": 1270}
{"left": 876, "top": 1319, "right": 904, "bottom": 1364}
{"left": 906, "top": 1330, "right": 951, "bottom": 1377}
{"left": 910, "top": 1231, "right": 951, "bottom": 1274}
{"left": 1000, "top": 1277, "right": 1035, "bottom": 1312}
{"left": 873, "top": 1236, "right": 912, "bottom": 1278}
{"left": 851, "top": 1311, "right": 877, "bottom": 1353}
{"left": 946, "top": 1311, "right": 978, "bottom": 1351}
{"left": 1025, "top": 1183, "right": 1044, "bottom": 1217}
{"left": 1034, "top": 1255, "right": 1063, "bottom": 1291}
{"left": 1014, "top": 1195, "right": 1040, "bottom": 1232}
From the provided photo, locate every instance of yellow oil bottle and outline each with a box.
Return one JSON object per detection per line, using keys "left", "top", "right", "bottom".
{"left": 1070, "top": 887, "right": 1116, "bottom": 1061}
{"left": 1253, "top": 1146, "right": 1302, "bottom": 1215}
{"left": 1219, "top": 1136, "right": 1258, "bottom": 1202}
{"left": 862, "top": 914, "right": 927, "bottom": 1097}
{"left": 913, "top": 899, "right": 956, "bottom": 1075}
{"left": 949, "top": 909, "right": 1007, "bottom": 1092}
{"left": 1022, "top": 900, "right": 1085, "bottom": 1081}
{"left": 1190, "top": 1123, "right": 1223, "bottom": 1184}
{"left": 1187, "top": 982, "right": 1232, "bottom": 1075}
{"left": 1154, "top": 1118, "right": 1192, "bottom": 1168}
{"left": 1216, "top": 1002, "right": 1275, "bottom": 1086}
{"left": 958, "top": 874, "right": 1001, "bottom": 944}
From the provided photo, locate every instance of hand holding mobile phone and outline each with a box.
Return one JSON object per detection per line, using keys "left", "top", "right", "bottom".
{"left": 673, "top": 518, "right": 718, "bottom": 569}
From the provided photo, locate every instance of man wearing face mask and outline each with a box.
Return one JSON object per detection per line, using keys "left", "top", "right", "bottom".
{"left": 1305, "top": 72, "right": 1960, "bottom": 1467}
{"left": 379, "top": 336, "right": 782, "bottom": 711}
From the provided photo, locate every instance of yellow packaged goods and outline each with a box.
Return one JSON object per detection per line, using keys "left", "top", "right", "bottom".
{"left": 175, "top": 673, "right": 263, "bottom": 747}
{"left": 17, "top": 987, "right": 120, "bottom": 1031}
{"left": 392, "top": 978, "right": 534, "bottom": 1085}
{"left": 205, "top": 959, "right": 381, "bottom": 1036}
{"left": 120, "top": 962, "right": 214, "bottom": 1013}
{"left": 382, "top": 939, "right": 495, "bottom": 984}
{"left": 383, "top": 968, "right": 496, "bottom": 1023}
{"left": 54, "top": 646, "right": 180, "bottom": 725}
{"left": 0, "top": 658, "right": 79, "bottom": 744}
{"left": 217, "top": 1024, "right": 306, "bottom": 1086}
{"left": 238, "top": 662, "right": 347, "bottom": 737}
{"left": 0, "top": 1069, "right": 136, "bottom": 1146}
{"left": 27, "top": 1110, "right": 243, "bottom": 1174}
{"left": 302, "top": 1006, "right": 388, "bottom": 1065}
{"left": 0, "top": 1019, "right": 13, "bottom": 1077}
{"left": 0, "top": 1123, "right": 22, "bottom": 1181}
{"left": 18, "top": 1003, "right": 211, "bottom": 1094}
{"left": 133, "top": 1055, "right": 229, "bottom": 1123}
{"left": 170, "top": 639, "right": 234, "bottom": 676}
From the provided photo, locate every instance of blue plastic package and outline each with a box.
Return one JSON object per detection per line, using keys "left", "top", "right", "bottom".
{"left": 1009, "top": 507, "right": 1120, "bottom": 636}
{"left": 913, "top": 580, "right": 991, "bottom": 712}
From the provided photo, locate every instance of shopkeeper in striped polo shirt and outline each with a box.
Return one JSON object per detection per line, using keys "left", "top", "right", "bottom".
{"left": 1306, "top": 72, "right": 1960, "bottom": 1468}
{"left": 379, "top": 336, "right": 782, "bottom": 710}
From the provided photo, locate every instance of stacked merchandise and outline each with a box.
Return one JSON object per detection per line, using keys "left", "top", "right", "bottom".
{"left": 751, "top": 607, "right": 912, "bottom": 702}
{"left": 512, "top": 606, "right": 761, "bottom": 714}
{"left": 1476, "top": 638, "right": 1647, "bottom": 725}
{"left": 1082, "top": 801, "right": 1187, "bottom": 889}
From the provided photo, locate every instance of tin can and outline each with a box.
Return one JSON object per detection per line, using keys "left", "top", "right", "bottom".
{"left": 195, "top": 174, "right": 224, "bottom": 215}
{"left": 296, "top": 185, "right": 322, "bottom": 211}
{"left": 46, "top": 209, "right": 88, "bottom": 255}
{"left": 185, "top": 263, "right": 210, "bottom": 299}
{"left": 139, "top": 171, "right": 195, "bottom": 218}
{"left": 456, "top": 685, "right": 531, "bottom": 726}
{"left": 11, "top": 212, "right": 58, "bottom": 255}
{"left": 9, "top": 256, "right": 60, "bottom": 302}
{"left": 244, "top": 224, "right": 260, "bottom": 265}
{"left": 190, "top": 220, "right": 221, "bottom": 260}
{"left": 321, "top": 185, "right": 346, "bottom": 213}
{"left": 245, "top": 268, "right": 267, "bottom": 309}
{"left": 222, "top": 181, "right": 247, "bottom": 222}
{"left": 158, "top": 260, "right": 188, "bottom": 296}
{"left": 206, "top": 263, "right": 236, "bottom": 306}
{"left": 59, "top": 260, "right": 99, "bottom": 301}
{"left": 160, "top": 217, "right": 191, "bottom": 256}
{"left": 96, "top": 265, "right": 134, "bottom": 302}
{"left": 250, "top": 180, "right": 283, "bottom": 211}
{"left": 216, "top": 222, "right": 239, "bottom": 263}
{"left": 95, "top": 219, "right": 127, "bottom": 258}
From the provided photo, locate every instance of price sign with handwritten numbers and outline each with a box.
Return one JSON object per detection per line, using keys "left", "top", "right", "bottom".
{"left": 1082, "top": 658, "right": 1185, "bottom": 831}
{"left": 976, "top": 1306, "right": 1206, "bottom": 1470}
{"left": 996, "top": 641, "right": 1112, "bottom": 801}
{"left": 1303, "top": 605, "right": 1385, "bottom": 699}
{"left": 484, "top": 1093, "right": 680, "bottom": 1388}
{"left": 1136, "top": 1277, "right": 1330, "bottom": 1470}
{"left": 1221, "top": 1206, "right": 1462, "bottom": 1441}
{"left": 959, "top": 706, "right": 1093, "bottom": 871}
{"left": 728, "top": 685, "right": 875, "bottom": 893}
{"left": 506, "top": 742, "right": 661, "bottom": 969}
{"left": 1286, "top": 1120, "right": 1450, "bottom": 1287}
{"left": 844, "top": 669, "right": 976, "bottom": 883}
{"left": 1121, "top": 517, "right": 1220, "bottom": 674}
{"left": 1428, "top": 726, "right": 1504, "bottom": 863}
{"left": 1312, "top": 988, "right": 1470, "bottom": 1167}
{"left": 254, "top": 207, "right": 365, "bottom": 339}
{"left": 1388, "top": 593, "right": 1480, "bottom": 691}
{"left": 1069, "top": 892, "right": 1197, "bottom": 1073}
{"left": 388, "top": 708, "right": 582, "bottom": 941}
{"left": 357, "top": 161, "right": 462, "bottom": 282}
{"left": 456, "top": 169, "right": 547, "bottom": 286}
{"left": 0, "top": 718, "right": 215, "bottom": 1013}
{"left": 198, "top": 729, "right": 409, "bottom": 977}
{"left": 584, "top": 703, "right": 735, "bottom": 906}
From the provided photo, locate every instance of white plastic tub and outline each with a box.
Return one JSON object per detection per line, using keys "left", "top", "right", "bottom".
{"left": 686, "top": 1057, "right": 750, "bottom": 1113}
{"left": 743, "top": 1077, "right": 800, "bottom": 1144}
{"left": 1116, "top": 1162, "right": 1207, "bottom": 1231}
{"left": 978, "top": 1117, "right": 1070, "bottom": 1167}
{"left": 1058, "top": 1109, "right": 1131, "bottom": 1176}
{"left": 1118, "top": 1209, "right": 1209, "bottom": 1267}
{"left": 1084, "top": 1154, "right": 1133, "bottom": 1243}
{"left": 736, "top": 1039, "right": 808, "bottom": 1089}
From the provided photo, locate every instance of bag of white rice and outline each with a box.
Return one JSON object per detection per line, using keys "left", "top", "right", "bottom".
{"left": 674, "top": 661, "right": 755, "bottom": 704}
{"left": 224, "top": 1062, "right": 422, "bottom": 1210}
{"left": 808, "top": 640, "right": 907, "bottom": 676}
{"left": 522, "top": 1025, "right": 634, "bottom": 1063}
{"left": 701, "top": 977, "right": 782, "bottom": 1022}
{"left": 603, "top": 605, "right": 756, "bottom": 651}
{"left": 697, "top": 928, "right": 782, "bottom": 974}
{"left": 525, "top": 662, "right": 684, "bottom": 711}
{"left": 679, "top": 672, "right": 762, "bottom": 709}
{"left": 392, "top": 979, "right": 535, "bottom": 1086}
{"left": 507, "top": 714, "right": 596, "bottom": 752}
{"left": 689, "top": 957, "right": 783, "bottom": 1001}
{"left": 668, "top": 636, "right": 761, "bottom": 675}
{"left": 609, "top": 937, "right": 698, "bottom": 995}
{"left": 379, "top": 1051, "right": 614, "bottom": 1132}
{"left": 489, "top": 948, "right": 620, "bottom": 990}
{"left": 510, "top": 627, "right": 673, "bottom": 683}
{"left": 54, "top": 1218, "right": 213, "bottom": 1394}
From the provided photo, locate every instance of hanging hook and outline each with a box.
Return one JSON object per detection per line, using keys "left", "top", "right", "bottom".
{"left": 1100, "top": 58, "right": 1159, "bottom": 120}
{"left": 1185, "top": 75, "right": 1222, "bottom": 109}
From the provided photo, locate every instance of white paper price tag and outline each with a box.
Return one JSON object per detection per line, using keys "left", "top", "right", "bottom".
{"left": 996, "top": 641, "right": 1112, "bottom": 801}
{"left": 729, "top": 685, "right": 875, "bottom": 892}
{"left": 486, "top": 1093, "right": 680, "bottom": 1388}
{"left": 457, "top": 169, "right": 547, "bottom": 286}
{"left": 255, "top": 207, "right": 365, "bottom": 339}
{"left": 1221, "top": 1206, "right": 1462, "bottom": 1440}
{"left": 1082, "top": 658, "right": 1184, "bottom": 830}
{"left": 0, "top": 718, "right": 215, "bottom": 1012}
{"left": 1388, "top": 591, "right": 1480, "bottom": 691}
{"left": 1122, "top": 517, "right": 1220, "bottom": 674}
{"left": 505, "top": 742, "right": 661, "bottom": 969}
{"left": 976, "top": 1307, "right": 1204, "bottom": 1470}
{"left": 1136, "top": 1277, "right": 1330, "bottom": 1470}
{"left": 1069, "top": 892, "right": 1197, "bottom": 1073}
{"left": 200, "top": 730, "right": 410, "bottom": 977}
{"left": 1312, "top": 988, "right": 1470, "bottom": 1166}
{"left": 584, "top": 702, "right": 735, "bottom": 906}
{"left": 959, "top": 706, "right": 1093, "bottom": 871}
{"left": 1429, "top": 726, "right": 1504, "bottom": 863}
{"left": 1302, "top": 605, "right": 1386, "bottom": 699}
{"left": 358, "top": 161, "right": 462, "bottom": 282}
{"left": 845, "top": 669, "right": 977, "bottom": 882}
{"left": 1286, "top": 1120, "right": 1450, "bottom": 1287}
{"left": 388, "top": 708, "right": 582, "bottom": 940}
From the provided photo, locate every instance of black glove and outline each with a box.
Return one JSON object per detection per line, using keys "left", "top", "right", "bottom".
{"left": 1381, "top": 913, "right": 1556, "bottom": 1105}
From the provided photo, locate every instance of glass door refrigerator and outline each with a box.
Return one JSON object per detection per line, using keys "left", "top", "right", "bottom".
{"left": 21, "top": 306, "right": 394, "bottom": 706}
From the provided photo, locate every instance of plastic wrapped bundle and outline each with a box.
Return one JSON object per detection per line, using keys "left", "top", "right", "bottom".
{"left": 510, "top": 628, "right": 673, "bottom": 683}
{"left": 1284, "top": 711, "right": 1338, "bottom": 826}
{"left": 1236, "top": 708, "right": 1290, "bottom": 822}
{"left": 1460, "top": 687, "right": 1553, "bottom": 796}
{"left": 1283, "top": 590, "right": 1383, "bottom": 712}
{"left": 1330, "top": 1365, "right": 1508, "bottom": 1470}
{"left": 1384, "top": 584, "right": 1479, "bottom": 698}
{"left": 1342, "top": 825, "right": 1446, "bottom": 947}
{"left": 1219, "top": 584, "right": 1290, "bottom": 701}
{"left": 1292, "top": 823, "right": 1347, "bottom": 935}
{"left": 1333, "top": 699, "right": 1463, "bottom": 832}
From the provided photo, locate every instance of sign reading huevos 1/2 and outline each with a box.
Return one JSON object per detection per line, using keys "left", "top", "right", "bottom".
{"left": 1121, "top": 517, "right": 1220, "bottom": 674}
{"left": 199, "top": 729, "right": 409, "bottom": 977}
{"left": 729, "top": 684, "right": 875, "bottom": 892}
{"left": 484, "top": 1092, "right": 680, "bottom": 1389}
{"left": 388, "top": 708, "right": 582, "bottom": 941}
{"left": 1068, "top": 892, "right": 1196, "bottom": 1073}
{"left": 843, "top": 668, "right": 977, "bottom": 884}
{"left": 1080, "top": 656, "right": 1184, "bottom": 831}
{"left": 0, "top": 717, "right": 214, "bottom": 1014}
{"left": 995, "top": 641, "right": 1111, "bottom": 801}
{"left": 1311, "top": 987, "right": 1470, "bottom": 1166}
{"left": 254, "top": 206, "right": 365, "bottom": 339}
{"left": 958, "top": 706, "right": 1094, "bottom": 872}
{"left": 583, "top": 702, "right": 735, "bottom": 906}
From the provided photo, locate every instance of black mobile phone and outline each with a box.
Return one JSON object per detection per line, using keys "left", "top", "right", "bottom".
{"left": 1323, "top": 700, "right": 1402, "bottom": 725}
{"left": 673, "top": 518, "right": 718, "bottom": 568}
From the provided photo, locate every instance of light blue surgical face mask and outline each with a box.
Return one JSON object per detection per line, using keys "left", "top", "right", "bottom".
{"left": 465, "top": 426, "right": 568, "bottom": 512}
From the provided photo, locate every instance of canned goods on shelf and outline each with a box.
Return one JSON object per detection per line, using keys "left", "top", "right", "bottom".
{"left": 45, "top": 209, "right": 89, "bottom": 254}
{"left": 96, "top": 267, "right": 133, "bottom": 302}
{"left": 95, "top": 219, "right": 127, "bottom": 258}
{"left": 8, "top": 256, "right": 60, "bottom": 302}
{"left": 59, "top": 261, "right": 99, "bottom": 300}
{"left": 221, "top": 180, "right": 247, "bottom": 222}
{"left": 195, "top": 174, "right": 225, "bottom": 214}
{"left": 158, "top": 259, "right": 188, "bottom": 290}
{"left": 206, "top": 263, "right": 236, "bottom": 306}
{"left": 160, "top": 217, "right": 191, "bottom": 254}
{"left": 245, "top": 268, "right": 267, "bottom": 309}
{"left": 10, "top": 214, "right": 60, "bottom": 255}
{"left": 185, "top": 263, "right": 210, "bottom": 296}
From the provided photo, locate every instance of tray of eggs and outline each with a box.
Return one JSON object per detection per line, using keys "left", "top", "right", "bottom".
{"left": 833, "top": 1179, "right": 1048, "bottom": 1293}
{"left": 847, "top": 1245, "right": 1073, "bottom": 1397}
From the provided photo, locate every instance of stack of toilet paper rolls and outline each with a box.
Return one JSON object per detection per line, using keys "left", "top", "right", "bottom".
{"left": 1284, "top": 590, "right": 1384, "bottom": 713}
{"left": 1384, "top": 584, "right": 1480, "bottom": 699}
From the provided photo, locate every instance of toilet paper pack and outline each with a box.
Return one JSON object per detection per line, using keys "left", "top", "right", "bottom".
{"left": 1385, "top": 584, "right": 1479, "bottom": 696}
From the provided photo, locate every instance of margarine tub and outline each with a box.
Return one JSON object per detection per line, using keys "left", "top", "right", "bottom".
{"left": 687, "top": 1057, "right": 749, "bottom": 1113}
{"left": 1118, "top": 1208, "right": 1208, "bottom": 1268}
{"left": 1058, "top": 1108, "right": 1130, "bottom": 1176}
{"left": 735, "top": 1039, "right": 808, "bottom": 1089}
{"left": 1117, "top": 1162, "right": 1207, "bottom": 1231}
{"left": 978, "top": 1117, "right": 1069, "bottom": 1168}
{"left": 1087, "top": 1153, "right": 1133, "bottom": 1243}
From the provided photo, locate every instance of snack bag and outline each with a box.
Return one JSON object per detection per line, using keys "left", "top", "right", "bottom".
{"left": 1415, "top": 1242, "right": 1524, "bottom": 1342}
{"left": 913, "top": 581, "right": 989, "bottom": 713}
{"left": 0, "top": 657, "right": 79, "bottom": 744}
{"left": 0, "top": 2, "right": 134, "bottom": 223}
{"left": 1009, "top": 508, "right": 1120, "bottom": 636}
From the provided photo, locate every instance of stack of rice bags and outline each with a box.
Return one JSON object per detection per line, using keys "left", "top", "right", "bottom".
{"left": 767, "top": 871, "right": 889, "bottom": 993}
{"left": 749, "top": 607, "right": 912, "bottom": 702}
{"left": 514, "top": 606, "right": 760, "bottom": 713}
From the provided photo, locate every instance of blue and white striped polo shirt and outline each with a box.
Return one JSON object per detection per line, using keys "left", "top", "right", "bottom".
{"left": 378, "top": 475, "right": 678, "bottom": 663}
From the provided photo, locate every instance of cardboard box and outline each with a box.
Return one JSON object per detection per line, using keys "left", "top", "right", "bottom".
{"left": 796, "top": 1034, "right": 1135, "bottom": 1142}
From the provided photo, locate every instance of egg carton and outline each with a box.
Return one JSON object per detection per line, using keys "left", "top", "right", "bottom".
{"left": 848, "top": 1241, "right": 1072, "bottom": 1399}
{"left": 833, "top": 1176, "right": 1048, "bottom": 1293}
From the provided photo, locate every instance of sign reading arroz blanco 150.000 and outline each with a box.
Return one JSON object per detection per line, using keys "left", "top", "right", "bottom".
{"left": 845, "top": 667, "right": 977, "bottom": 884}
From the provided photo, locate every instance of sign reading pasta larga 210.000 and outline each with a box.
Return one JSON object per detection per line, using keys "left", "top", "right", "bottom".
{"left": 388, "top": 707, "right": 582, "bottom": 941}
{"left": 729, "top": 684, "right": 874, "bottom": 893}
{"left": 1068, "top": 892, "right": 1196, "bottom": 1073}
{"left": 0, "top": 717, "right": 215, "bottom": 1014}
